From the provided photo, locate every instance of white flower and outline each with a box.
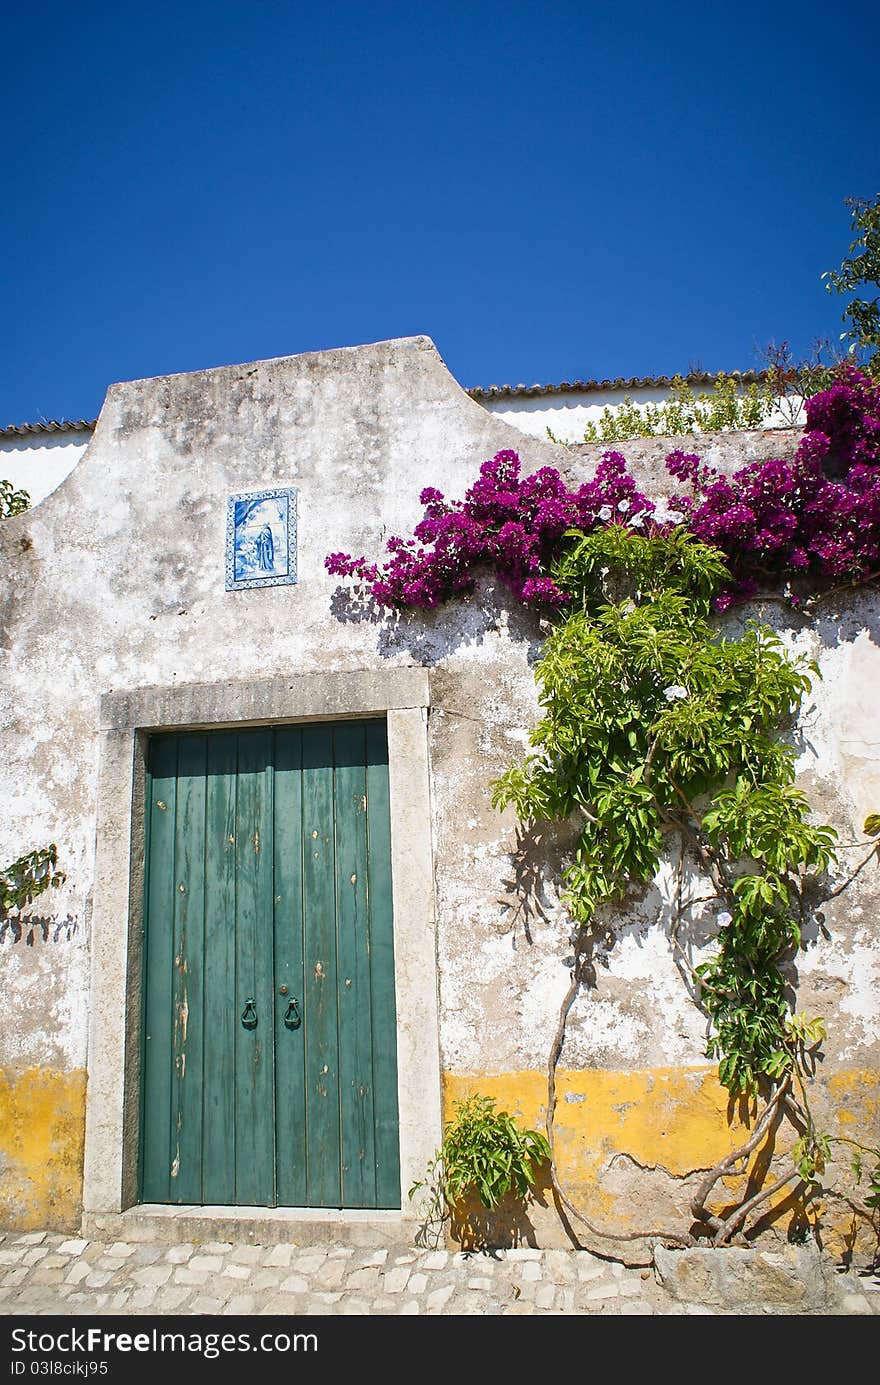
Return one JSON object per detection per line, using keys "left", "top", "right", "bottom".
{"left": 663, "top": 684, "right": 688, "bottom": 701}
{"left": 598, "top": 505, "right": 612, "bottom": 522}
{"left": 617, "top": 499, "right": 630, "bottom": 512}
{"left": 629, "top": 512, "right": 645, "bottom": 528}
{"left": 717, "top": 911, "right": 733, "bottom": 927}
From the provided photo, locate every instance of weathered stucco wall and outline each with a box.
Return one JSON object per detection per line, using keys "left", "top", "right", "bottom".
{"left": 0, "top": 433, "right": 93, "bottom": 507}
{"left": 1, "top": 337, "right": 877, "bottom": 1249}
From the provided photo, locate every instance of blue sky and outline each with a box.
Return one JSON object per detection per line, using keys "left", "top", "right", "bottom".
{"left": 3, "top": 0, "right": 878, "bottom": 424}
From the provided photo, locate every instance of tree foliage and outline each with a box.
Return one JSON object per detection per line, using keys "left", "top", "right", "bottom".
{"left": 824, "top": 193, "right": 880, "bottom": 376}
{"left": 491, "top": 526, "right": 838, "bottom": 1095}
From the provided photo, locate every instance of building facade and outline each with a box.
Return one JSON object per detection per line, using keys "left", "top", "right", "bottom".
{"left": 1, "top": 337, "right": 877, "bottom": 1251}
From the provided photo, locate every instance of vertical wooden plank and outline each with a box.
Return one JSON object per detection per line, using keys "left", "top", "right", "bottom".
{"left": 302, "top": 723, "right": 341, "bottom": 1206}
{"left": 234, "top": 729, "right": 276, "bottom": 1205}
{"left": 202, "top": 732, "right": 238, "bottom": 1204}
{"left": 169, "top": 735, "right": 208, "bottom": 1203}
{"left": 136, "top": 751, "right": 154, "bottom": 1202}
{"left": 140, "top": 735, "right": 178, "bottom": 1203}
{"left": 365, "top": 719, "right": 401, "bottom": 1208}
{"left": 334, "top": 722, "right": 376, "bottom": 1208}
{"left": 273, "top": 726, "right": 307, "bottom": 1206}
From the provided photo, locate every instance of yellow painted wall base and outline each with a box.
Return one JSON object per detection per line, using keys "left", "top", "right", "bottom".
{"left": 0, "top": 1067, "right": 87, "bottom": 1232}
{"left": 441, "top": 1068, "right": 880, "bottom": 1256}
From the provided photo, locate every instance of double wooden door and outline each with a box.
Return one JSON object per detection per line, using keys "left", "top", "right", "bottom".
{"left": 139, "top": 719, "right": 400, "bottom": 1209}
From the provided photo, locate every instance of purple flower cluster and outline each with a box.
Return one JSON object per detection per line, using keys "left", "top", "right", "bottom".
{"left": 668, "top": 367, "right": 880, "bottom": 606}
{"left": 326, "top": 368, "right": 880, "bottom": 613}
{"left": 325, "top": 449, "right": 655, "bottom": 609}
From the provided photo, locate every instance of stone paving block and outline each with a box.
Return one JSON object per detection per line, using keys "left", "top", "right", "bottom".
{"left": 130, "top": 1246, "right": 164, "bottom": 1266}
{"left": 108, "top": 1242, "right": 137, "bottom": 1258}
{"left": 313, "top": 1292, "right": 342, "bottom": 1305}
{"left": 328, "top": 1246, "right": 354, "bottom": 1259}
{"left": 130, "top": 1288, "right": 157, "bottom": 1309}
{"left": 2, "top": 1269, "right": 28, "bottom": 1288}
{"left": 339, "top": 1297, "right": 370, "bottom": 1315}
{"left": 65, "top": 1263, "right": 92, "bottom": 1286}
{"left": 505, "top": 1248, "right": 542, "bottom": 1260}
{"left": 619, "top": 1280, "right": 642, "bottom": 1297}
{"left": 163, "top": 1245, "right": 195, "bottom": 1264}
{"left": 248, "top": 1269, "right": 286, "bottom": 1291}
{"left": 172, "top": 1267, "right": 210, "bottom": 1286}
{"left": 467, "top": 1277, "right": 493, "bottom": 1291}
{"left": 257, "top": 1293, "right": 304, "bottom": 1315}
{"left": 40, "top": 1255, "right": 68, "bottom": 1269}
{"left": 188, "top": 1255, "right": 225, "bottom": 1273}
{"left": 315, "top": 1260, "right": 348, "bottom": 1289}
{"left": 264, "top": 1244, "right": 294, "bottom": 1268}
{"left": 399, "top": 1300, "right": 420, "bottom": 1314}
{"left": 382, "top": 1266, "right": 411, "bottom": 1294}
{"left": 422, "top": 1250, "right": 448, "bottom": 1271}
{"left": 586, "top": 1283, "right": 619, "bottom": 1301}
{"left": 12, "top": 1232, "right": 47, "bottom": 1246}
{"left": 200, "top": 1243, "right": 235, "bottom": 1255}
{"left": 519, "top": 1261, "right": 542, "bottom": 1282}
{"left": 426, "top": 1284, "right": 455, "bottom": 1312}
{"left": 227, "top": 1246, "right": 264, "bottom": 1264}
{"left": 279, "top": 1274, "right": 310, "bottom": 1294}
{"left": 85, "top": 1271, "right": 114, "bottom": 1289}
{"left": 130, "top": 1265, "right": 173, "bottom": 1288}
{"left": 223, "top": 1294, "right": 256, "bottom": 1314}
{"left": 221, "top": 1264, "right": 253, "bottom": 1281}
{"left": 356, "top": 1249, "right": 388, "bottom": 1267}
{"left": 291, "top": 1254, "right": 327, "bottom": 1275}
{"left": 619, "top": 1301, "right": 654, "bottom": 1315}
{"left": 153, "top": 1286, "right": 193, "bottom": 1310}
{"left": 543, "top": 1250, "right": 577, "bottom": 1283}
{"left": 58, "top": 1239, "right": 89, "bottom": 1256}
{"left": 393, "top": 1252, "right": 417, "bottom": 1265}
{"left": 370, "top": 1297, "right": 399, "bottom": 1315}
{"left": 408, "top": 1272, "right": 428, "bottom": 1293}
{"left": 190, "top": 1296, "right": 224, "bottom": 1314}
{"left": 535, "top": 1285, "right": 557, "bottom": 1309}
{"left": 345, "top": 1267, "right": 381, "bottom": 1291}
{"left": 577, "top": 1261, "right": 606, "bottom": 1282}
{"left": 0, "top": 1252, "right": 22, "bottom": 1266}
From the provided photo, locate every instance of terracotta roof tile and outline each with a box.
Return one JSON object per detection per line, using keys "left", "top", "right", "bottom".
{"left": 0, "top": 419, "right": 96, "bottom": 440}
{"left": 466, "top": 369, "right": 767, "bottom": 400}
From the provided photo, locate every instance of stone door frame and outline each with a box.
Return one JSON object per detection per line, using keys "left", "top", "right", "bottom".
{"left": 82, "top": 669, "right": 440, "bottom": 1233}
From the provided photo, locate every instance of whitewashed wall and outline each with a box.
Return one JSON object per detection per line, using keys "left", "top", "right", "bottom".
{"left": 1, "top": 435, "right": 93, "bottom": 506}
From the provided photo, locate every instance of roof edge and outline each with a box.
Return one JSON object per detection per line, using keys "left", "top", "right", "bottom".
{"left": 0, "top": 419, "right": 97, "bottom": 440}
{"left": 467, "top": 369, "right": 775, "bottom": 400}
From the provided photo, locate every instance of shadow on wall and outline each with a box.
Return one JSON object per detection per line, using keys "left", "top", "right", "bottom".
{"left": 0, "top": 913, "right": 78, "bottom": 945}
{"left": 330, "top": 576, "right": 545, "bottom": 668}
{"left": 446, "top": 1163, "right": 557, "bottom": 1252}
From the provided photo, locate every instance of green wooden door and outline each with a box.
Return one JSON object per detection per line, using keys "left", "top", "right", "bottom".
{"left": 139, "top": 720, "right": 400, "bottom": 1209}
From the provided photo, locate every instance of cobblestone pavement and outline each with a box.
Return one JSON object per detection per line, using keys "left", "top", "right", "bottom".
{"left": 0, "top": 1231, "right": 878, "bottom": 1316}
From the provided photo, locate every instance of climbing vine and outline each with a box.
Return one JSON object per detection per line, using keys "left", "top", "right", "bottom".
{"left": 0, "top": 477, "right": 30, "bottom": 520}
{"left": 327, "top": 367, "right": 880, "bottom": 1259}
{"left": 0, "top": 845, "right": 65, "bottom": 917}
